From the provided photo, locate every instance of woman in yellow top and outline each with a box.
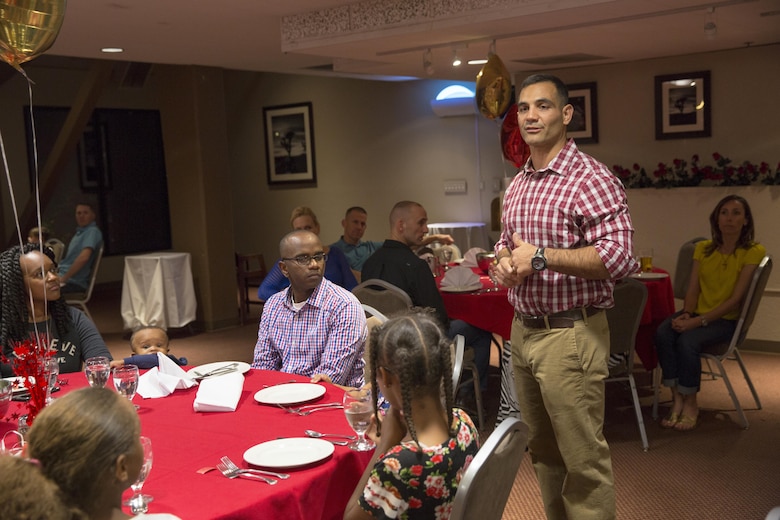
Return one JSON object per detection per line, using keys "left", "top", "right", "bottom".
{"left": 655, "top": 195, "right": 765, "bottom": 431}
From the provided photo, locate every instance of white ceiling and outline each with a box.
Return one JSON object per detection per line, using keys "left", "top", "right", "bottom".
{"left": 43, "top": 0, "right": 780, "bottom": 82}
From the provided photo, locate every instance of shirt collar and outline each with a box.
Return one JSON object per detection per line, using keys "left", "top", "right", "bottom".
{"left": 523, "top": 138, "right": 579, "bottom": 179}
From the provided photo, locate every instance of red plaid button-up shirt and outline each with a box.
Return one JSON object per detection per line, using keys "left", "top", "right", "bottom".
{"left": 497, "top": 139, "right": 636, "bottom": 316}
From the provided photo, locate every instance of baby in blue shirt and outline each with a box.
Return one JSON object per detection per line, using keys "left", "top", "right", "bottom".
{"left": 110, "top": 326, "right": 187, "bottom": 369}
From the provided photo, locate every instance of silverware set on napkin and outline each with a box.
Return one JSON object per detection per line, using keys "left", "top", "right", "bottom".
{"left": 190, "top": 363, "right": 239, "bottom": 380}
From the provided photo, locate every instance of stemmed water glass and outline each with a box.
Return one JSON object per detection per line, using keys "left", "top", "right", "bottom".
{"left": 343, "top": 388, "right": 375, "bottom": 452}
{"left": 113, "top": 365, "right": 140, "bottom": 409}
{"left": 85, "top": 356, "right": 111, "bottom": 388}
{"left": 487, "top": 258, "right": 500, "bottom": 292}
{"left": 124, "top": 436, "right": 154, "bottom": 514}
{"left": 441, "top": 247, "right": 453, "bottom": 271}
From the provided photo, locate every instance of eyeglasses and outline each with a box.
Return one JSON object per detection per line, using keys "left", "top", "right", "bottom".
{"left": 281, "top": 253, "right": 328, "bottom": 266}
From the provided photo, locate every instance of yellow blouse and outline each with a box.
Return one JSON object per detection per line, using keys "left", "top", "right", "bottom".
{"left": 693, "top": 240, "right": 766, "bottom": 320}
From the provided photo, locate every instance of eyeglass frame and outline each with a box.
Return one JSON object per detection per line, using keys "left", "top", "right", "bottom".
{"left": 281, "top": 253, "right": 328, "bottom": 267}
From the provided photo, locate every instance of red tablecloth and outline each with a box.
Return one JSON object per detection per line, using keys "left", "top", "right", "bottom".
{"left": 1, "top": 370, "right": 373, "bottom": 520}
{"left": 632, "top": 268, "right": 676, "bottom": 370}
{"left": 437, "top": 266, "right": 514, "bottom": 339}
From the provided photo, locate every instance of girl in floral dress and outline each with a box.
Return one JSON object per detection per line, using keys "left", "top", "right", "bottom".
{"left": 344, "top": 309, "right": 480, "bottom": 520}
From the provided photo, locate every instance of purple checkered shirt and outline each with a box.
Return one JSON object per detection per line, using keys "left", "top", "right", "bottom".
{"left": 496, "top": 139, "right": 636, "bottom": 316}
{"left": 252, "top": 278, "right": 366, "bottom": 387}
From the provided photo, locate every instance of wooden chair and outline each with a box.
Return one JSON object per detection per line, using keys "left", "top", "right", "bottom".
{"left": 65, "top": 244, "right": 104, "bottom": 323}
{"left": 449, "top": 417, "right": 529, "bottom": 520}
{"left": 235, "top": 253, "right": 267, "bottom": 324}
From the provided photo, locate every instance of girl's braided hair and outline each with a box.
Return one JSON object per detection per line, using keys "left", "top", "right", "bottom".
{"left": 368, "top": 308, "right": 455, "bottom": 449}
{"left": 0, "top": 244, "right": 70, "bottom": 352}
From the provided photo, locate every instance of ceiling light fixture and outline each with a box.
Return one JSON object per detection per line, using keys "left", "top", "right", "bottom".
{"left": 704, "top": 7, "right": 717, "bottom": 40}
{"left": 452, "top": 49, "right": 461, "bottom": 67}
{"left": 101, "top": 47, "right": 124, "bottom": 53}
{"left": 423, "top": 48, "right": 435, "bottom": 75}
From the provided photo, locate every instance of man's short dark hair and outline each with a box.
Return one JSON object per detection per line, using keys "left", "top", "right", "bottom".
{"left": 345, "top": 206, "right": 367, "bottom": 217}
{"left": 519, "top": 74, "right": 569, "bottom": 106}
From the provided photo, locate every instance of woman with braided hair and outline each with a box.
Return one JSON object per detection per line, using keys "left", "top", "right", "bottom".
{"left": 0, "top": 243, "right": 111, "bottom": 377}
{"left": 344, "top": 309, "right": 479, "bottom": 520}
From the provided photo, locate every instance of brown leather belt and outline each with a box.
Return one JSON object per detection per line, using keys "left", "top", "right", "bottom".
{"left": 515, "top": 306, "right": 601, "bottom": 329}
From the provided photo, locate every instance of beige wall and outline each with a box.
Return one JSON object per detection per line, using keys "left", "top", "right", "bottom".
{"left": 1, "top": 44, "right": 778, "bottom": 337}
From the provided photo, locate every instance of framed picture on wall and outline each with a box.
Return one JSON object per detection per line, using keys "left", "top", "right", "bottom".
{"left": 566, "top": 82, "right": 598, "bottom": 144}
{"left": 655, "top": 71, "right": 711, "bottom": 140}
{"left": 263, "top": 102, "right": 317, "bottom": 186}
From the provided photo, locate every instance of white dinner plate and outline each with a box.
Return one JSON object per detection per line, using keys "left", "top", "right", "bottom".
{"left": 243, "top": 437, "right": 335, "bottom": 469}
{"left": 187, "top": 361, "right": 251, "bottom": 377}
{"left": 629, "top": 272, "right": 669, "bottom": 280}
{"left": 440, "top": 283, "right": 483, "bottom": 293}
{"left": 1, "top": 377, "right": 30, "bottom": 394}
{"left": 253, "top": 383, "right": 326, "bottom": 405}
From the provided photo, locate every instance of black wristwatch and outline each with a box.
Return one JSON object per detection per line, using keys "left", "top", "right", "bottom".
{"left": 531, "top": 247, "right": 547, "bottom": 272}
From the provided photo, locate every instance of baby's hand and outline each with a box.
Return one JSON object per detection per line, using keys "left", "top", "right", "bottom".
{"left": 109, "top": 359, "right": 125, "bottom": 368}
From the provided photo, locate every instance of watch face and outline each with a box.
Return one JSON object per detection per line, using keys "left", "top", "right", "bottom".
{"left": 532, "top": 257, "right": 545, "bottom": 270}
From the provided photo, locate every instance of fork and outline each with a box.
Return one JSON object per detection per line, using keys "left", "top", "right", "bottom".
{"left": 215, "top": 461, "right": 277, "bottom": 485}
{"left": 220, "top": 456, "right": 290, "bottom": 480}
{"left": 295, "top": 405, "right": 344, "bottom": 416}
{"left": 280, "top": 402, "right": 342, "bottom": 414}
{"left": 191, "top": 362, "right": 239, "bottom": 380}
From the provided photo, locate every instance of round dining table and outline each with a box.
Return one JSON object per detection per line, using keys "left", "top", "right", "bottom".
{"left": 1, "top": 369, "right": 373, "bottom": 520}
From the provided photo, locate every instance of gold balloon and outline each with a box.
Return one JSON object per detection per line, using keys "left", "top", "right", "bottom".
{"left": 0, "top": 0, "right": 67, "bottom": 72}
{"left": 475, "top": 53, "right": 512, "bottom": 120}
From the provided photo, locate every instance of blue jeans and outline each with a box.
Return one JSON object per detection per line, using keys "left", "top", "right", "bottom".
{"left": 448, "top": 319, "right": 492, "bottom": 392}
{"left": 655, "top": 311, "right": 736, "bottom": 394}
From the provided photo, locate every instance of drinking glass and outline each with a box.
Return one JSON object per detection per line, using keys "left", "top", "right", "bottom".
{"left": 45, "top": 357, "right": 59, "bottom": 405}
{"left": 113, "top": 365, "right": 139, "bottom": 408}
{"left": 639, "top": 248, "right": 654, "bottom": 273}
{"left": 85, "top": 356, "right": 111, "bottom": 388}
{"left": 441, "top": 247, "right": 453, "bottom": 271}
{"left": 343, "top": 388, "right": 375, "bottom": 452}
{"left": 487, "top": 258, "right": 500, "bottom": 292}
{"left": 124, "top": 436, "right": 154, "bottom": 514}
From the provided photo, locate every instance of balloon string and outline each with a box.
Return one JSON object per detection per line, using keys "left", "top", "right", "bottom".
{"left": 0, "top": 69, "right": 51, "bottom": 348}
{"left": 25, "top": 73, "right": 52, "bottom": 345}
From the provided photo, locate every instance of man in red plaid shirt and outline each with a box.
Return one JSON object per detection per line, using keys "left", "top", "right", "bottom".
{"left": 494, "top": 74, "right": 636, "bottom": 520}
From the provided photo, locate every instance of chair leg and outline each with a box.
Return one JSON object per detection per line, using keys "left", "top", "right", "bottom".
{"left": 651, "top": 366, "right": 661, "bottom": 420}
{"left": 628, "top": 374, "right": 649, "bottom": 451}
{"left": 733, "top": 349, "right": 762, "bottom": 409}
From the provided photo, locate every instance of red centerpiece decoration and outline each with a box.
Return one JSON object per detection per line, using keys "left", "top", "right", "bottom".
{"left": 2, "top": 336, "right": 52, "bottom": 425}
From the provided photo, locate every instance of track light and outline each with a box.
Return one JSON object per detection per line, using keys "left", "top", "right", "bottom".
{"left": 423, "top": 48, "right": 434, "bottom": 75}
{"left": 704, "top": 7, "right": 717, "bottom": 39}
{"left": 452, "top": 49, "right": 461, "bottom": 67}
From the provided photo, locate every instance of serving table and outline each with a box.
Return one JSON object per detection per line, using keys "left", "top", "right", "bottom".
{"left": 121, "top": 251, "right": 197, "bottom": 330}
{"left": 427, "top": 222, "right": 491, "bottom": 251}
{"left": 1, "top": 370, "right": 372, "bottom": 520}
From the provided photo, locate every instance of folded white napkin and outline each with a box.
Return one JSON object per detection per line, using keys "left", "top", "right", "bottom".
{"left": 440, "top": 266, "right": 481, "bottom": 289}
{"left": 193, "top": 371, "right": 244, "bottom": 412}
{"left": 137, "top": 353, "right": 198, "bottom": 399}
{"left": 461, "top": 247, "right": 486, "bottom": 267}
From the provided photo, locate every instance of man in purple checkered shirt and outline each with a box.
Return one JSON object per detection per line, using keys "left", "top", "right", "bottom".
{"left": 494, "top": 74, "right": 636, "bottom": 520}
{"left": 252, "top": 230, "right": 366, "bottom": 387}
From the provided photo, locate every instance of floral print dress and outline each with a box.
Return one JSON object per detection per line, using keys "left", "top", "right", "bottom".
{"left": 358, "top": 408, "right": 479, "bottom": 519}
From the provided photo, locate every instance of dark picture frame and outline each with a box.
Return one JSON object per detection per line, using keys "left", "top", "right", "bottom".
{"left": 263, "top": 102, "right": 317, "bottom": 186}
{"left": 655, "top": 71, "right": 711, "bottom": 140}
{"left": 567, "top": 82, "right": 598, "bottom": 144}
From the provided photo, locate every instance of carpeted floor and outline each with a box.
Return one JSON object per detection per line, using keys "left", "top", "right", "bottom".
{"left": 89, "top": 288, "right": 780, "bottom": 520}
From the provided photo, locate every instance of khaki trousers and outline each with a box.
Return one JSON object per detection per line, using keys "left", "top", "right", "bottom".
{"left": 511, "top": 311, "right": 616, "bottom": 520}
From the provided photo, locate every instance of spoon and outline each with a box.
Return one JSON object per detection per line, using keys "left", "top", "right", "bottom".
{"left": 304, "top": 429, "right": 357, "bottom": 441}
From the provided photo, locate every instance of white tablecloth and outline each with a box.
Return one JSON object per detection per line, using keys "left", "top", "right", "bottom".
{"left": 427, "top": 222, "right": 491, "bottom": 250}
{"left": 121, "top": 252, "right": 197, "bottom": 330}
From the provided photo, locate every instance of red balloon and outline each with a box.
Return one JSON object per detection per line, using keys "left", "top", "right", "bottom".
{"left": 500, "top": 104, "right": 530, "bottom": 168}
